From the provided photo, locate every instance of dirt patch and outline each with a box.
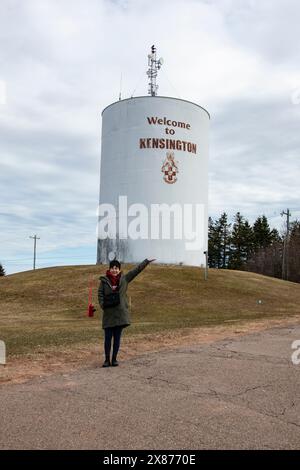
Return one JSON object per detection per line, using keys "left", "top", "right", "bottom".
{"left": 1, "top": 315, "right": 299, "bottom": 386}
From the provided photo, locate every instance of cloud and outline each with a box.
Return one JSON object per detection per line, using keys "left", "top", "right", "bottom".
{"left": 0, "top": 0, "right": 299, "bottom": 273}
{"left": 0, "top": 79, "right": 6, "bottom": 105}
{"left": 210, "top": 95, "right": 300, "bottom": 225}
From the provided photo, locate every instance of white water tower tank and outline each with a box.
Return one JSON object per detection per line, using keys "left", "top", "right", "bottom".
{"left": 97, "top": 50, "right": 210, "bottom": 266}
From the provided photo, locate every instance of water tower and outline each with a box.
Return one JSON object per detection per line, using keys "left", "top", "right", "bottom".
{"left": 97, "top": 46, "right": 210, "bottom": 266}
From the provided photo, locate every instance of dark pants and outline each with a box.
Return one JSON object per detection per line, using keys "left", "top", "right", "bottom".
{"left": 104, "top": 326, "right": 123, "bottom": 360}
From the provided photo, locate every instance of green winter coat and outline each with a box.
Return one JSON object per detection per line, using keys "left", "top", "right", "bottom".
{"left": 98, "top": 259, "right": 150, "bottom": 329}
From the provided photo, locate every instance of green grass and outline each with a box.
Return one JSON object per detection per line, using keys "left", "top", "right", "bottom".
{"left": 0, "top": 264, "right": 300, "bottom": 356}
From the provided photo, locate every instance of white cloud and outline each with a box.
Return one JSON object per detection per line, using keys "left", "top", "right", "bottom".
{"left": 0, "top": 79, "right": 6, "bottom": 105}
{"left": 0, "top": 0, "right": 299, "bottom": 273}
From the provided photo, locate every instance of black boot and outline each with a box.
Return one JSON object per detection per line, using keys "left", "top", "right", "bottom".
{"left": 102, "top": 358, "right": 111, "bottom": 367}
{"left": 111, "top": 356, "right": 119, "bottom": 367}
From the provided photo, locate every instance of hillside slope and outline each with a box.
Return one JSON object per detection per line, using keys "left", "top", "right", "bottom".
{"left": 0, "top": 264, "right": 299, "bottom": 356}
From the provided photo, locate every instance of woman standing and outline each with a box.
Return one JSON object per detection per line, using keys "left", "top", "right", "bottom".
{"left": 98, "top": 258, "right": 154, "bottom": 367}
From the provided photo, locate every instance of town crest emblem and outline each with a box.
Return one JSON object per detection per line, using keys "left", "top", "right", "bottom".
{"left": 161, "top": 152, "right": 179, "bottom": 184}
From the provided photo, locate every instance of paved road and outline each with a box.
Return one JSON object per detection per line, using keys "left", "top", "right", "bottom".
{"left": 1, "top": 325, "right": 300, "bottom": 449}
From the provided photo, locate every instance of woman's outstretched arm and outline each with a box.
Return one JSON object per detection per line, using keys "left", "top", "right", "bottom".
{"left": 125, "top": 259, "right": 155, "bottom": 283}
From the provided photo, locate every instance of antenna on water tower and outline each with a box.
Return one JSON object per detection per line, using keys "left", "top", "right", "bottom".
{"left": 147, "top": 45, "right": 163, "bottom": 96}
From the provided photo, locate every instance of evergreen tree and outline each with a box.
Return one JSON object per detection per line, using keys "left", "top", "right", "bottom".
{"left": 253, "top": 215, "right": 273, "bottom": 249}
{"left": 0, "top": 264, "right": 5, "bottom": 276}
{"left": 218, "top": 212, "right": 231, "bottom": 268}
{"left": 288, "top": 221, "right": 300, "bottom": 283}
{"left": 208, "top": 213, "right": 231, "bottom": 268}
{"left": 208, "top": 217, "right": 222, "bottom": 268}
{"left": 243, "top": 220, "right": 255, "bottom": 259}
{"left": 289, "top": 220, "right": 300, "bottom": 239}
{"left": 228, "top": 212, "right": 254, "bottom": 269}
{"left": 244, "top": 220, "right": 284, "bottom": 280}
{"left": 270, "top": 228, "right": 282, "bottom": 243}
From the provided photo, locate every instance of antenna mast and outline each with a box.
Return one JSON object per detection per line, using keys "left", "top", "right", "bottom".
{"left": 147, "top": 45, "right": 163, "bottom": 96}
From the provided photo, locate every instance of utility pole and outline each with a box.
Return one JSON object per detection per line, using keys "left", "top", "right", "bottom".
{"left": 203, "top": 250, "right": 208, "bottom": 280}
{"left": 281, "top": 209, "right": 291, "bottom": 280}
{"left": 29, "top": 235, "right": 40, "bottom": 270}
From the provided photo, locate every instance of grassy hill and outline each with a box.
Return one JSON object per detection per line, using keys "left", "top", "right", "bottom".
{"left": 0, "top": 264, "right": 300, "bottom": 357}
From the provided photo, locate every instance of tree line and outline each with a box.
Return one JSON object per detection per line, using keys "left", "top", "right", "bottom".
{"left": 1, "top": 213, "right": 299, "bottom": 282}
{"left": 208, "top": 212, "right": 300, "bottom": 283}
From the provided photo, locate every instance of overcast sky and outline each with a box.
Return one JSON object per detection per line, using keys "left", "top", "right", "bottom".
{"left": 1, "top": 0, "right": 300, "bottom": 274}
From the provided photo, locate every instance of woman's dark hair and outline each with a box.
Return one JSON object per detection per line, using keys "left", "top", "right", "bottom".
{"left": 109, "top": 259, "right": 121, "bottom": 269}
